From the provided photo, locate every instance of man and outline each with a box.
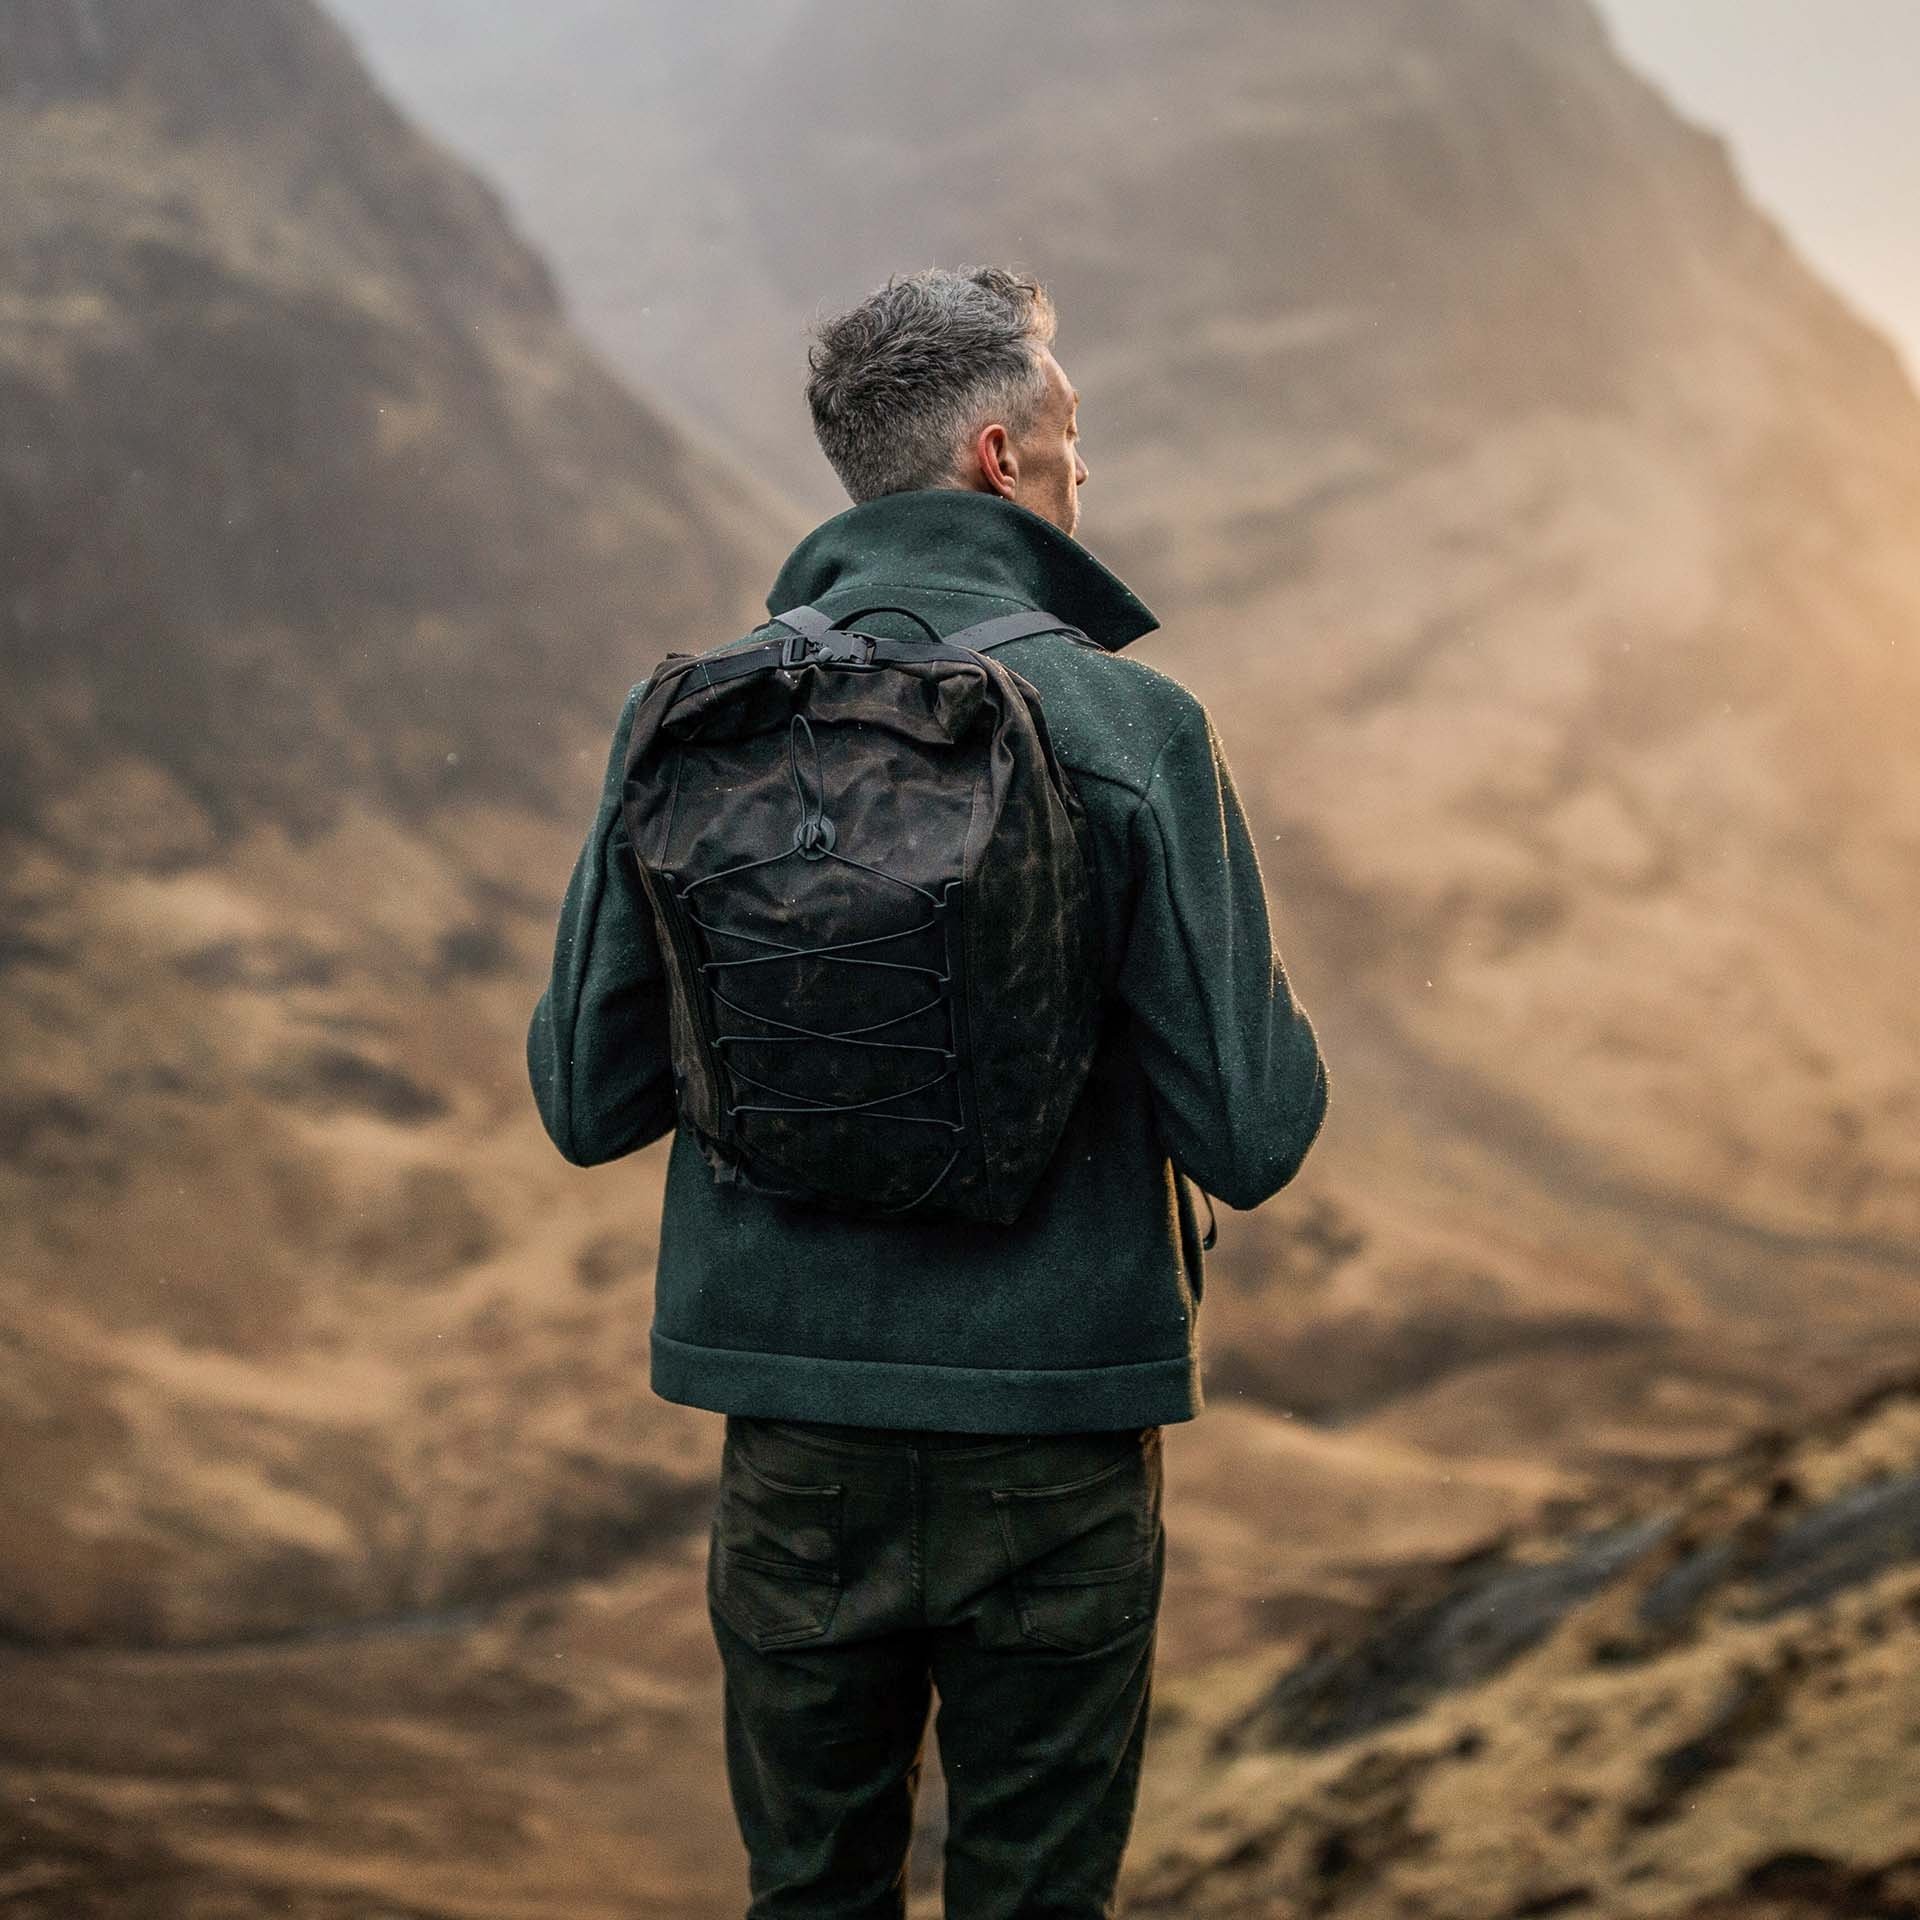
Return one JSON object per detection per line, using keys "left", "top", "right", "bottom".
{"left": 528, "top": 266, "right": 1327, "bottom": 1919}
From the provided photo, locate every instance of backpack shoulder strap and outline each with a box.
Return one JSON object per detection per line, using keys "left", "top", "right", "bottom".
{"left": 943, "top": 608, "right": 1095, "bottom": 654}
{"left": 771, "top": 601, "right": 946, "bottom": 653}
{"left": 769, "top": 603, "right": 836, "bottom": 642}
{"left": 768, "top": 601, "right": 1094, "bottom": 664}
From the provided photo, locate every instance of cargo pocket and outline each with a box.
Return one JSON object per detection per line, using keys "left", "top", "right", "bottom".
{"left": 708, "top": 1435, "right": 845, "bottom": 1652}
{"left": 991, "top": 1432, "right": 1161, "bottom": 1653}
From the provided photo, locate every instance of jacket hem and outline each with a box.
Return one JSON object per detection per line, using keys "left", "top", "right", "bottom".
{"left": 651, "top": 1329, "right": 1201, "bottom": 1433}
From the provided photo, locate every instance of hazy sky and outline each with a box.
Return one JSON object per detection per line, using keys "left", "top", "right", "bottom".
{"left": 323, "top": 0, "right": 1920, "bottom": 387}
{"left": 1597, "top": 0, "right": 1920, "bottom": 376}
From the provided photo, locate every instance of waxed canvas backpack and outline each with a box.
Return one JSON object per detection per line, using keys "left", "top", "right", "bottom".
{"left": 619, "top": 600, "right": 1101, "bottom": 1226}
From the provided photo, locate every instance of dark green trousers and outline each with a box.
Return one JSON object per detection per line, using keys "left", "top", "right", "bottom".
{"left": 706, "top": 1414, "right": 1166, "bottom": 1919}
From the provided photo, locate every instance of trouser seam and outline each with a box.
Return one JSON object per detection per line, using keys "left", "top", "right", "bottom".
{"left": 910, "top": 1447, "right": 924, "bottom": 1624}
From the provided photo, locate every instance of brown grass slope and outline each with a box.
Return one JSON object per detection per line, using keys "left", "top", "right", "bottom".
{"left": 1123, "top": 1370, "right": 1920, "bottom": 1919}
{"left": 0, "top": 0, "right": 800, "bottom": 1647}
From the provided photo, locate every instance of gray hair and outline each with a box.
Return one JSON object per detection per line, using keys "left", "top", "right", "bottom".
{"left": 805, "top": 266, "right": 1058, "bottom": 503}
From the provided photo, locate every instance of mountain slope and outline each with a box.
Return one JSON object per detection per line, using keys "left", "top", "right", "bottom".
{"left": 1122, "top": 1369, "right": 1920, "bottom": 1918}
{"left": 5, "top": 4, "right": 1920, "bottom": 1911}
{"left": 323, "top": 0, "right": 1920, "bottom": 1639}
{"left": 0, "top": 0, "right": 800, "bottom": 1646}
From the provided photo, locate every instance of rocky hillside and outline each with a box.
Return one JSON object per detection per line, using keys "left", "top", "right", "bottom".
{"left": 1119, "top": 1369, "right": 1920, "bottom": 1919}
{"left": 8, "top": 1366, "right": 1916, "bottom": 1920}
{"left": 0, "top": 0, "right": 798, "bottom": 1647}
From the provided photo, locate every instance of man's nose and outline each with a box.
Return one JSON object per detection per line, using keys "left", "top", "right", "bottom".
{"left": 1074, "top": 451, "right": 1090, "bottom": 487}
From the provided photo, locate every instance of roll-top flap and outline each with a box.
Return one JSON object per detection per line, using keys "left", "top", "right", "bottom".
{"left": 650, "top": 654, "right": 997, "bottom": 752}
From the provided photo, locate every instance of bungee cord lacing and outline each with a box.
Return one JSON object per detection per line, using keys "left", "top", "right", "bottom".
{"left": 668, "top": 708, "right": 967, "bottom": 1204}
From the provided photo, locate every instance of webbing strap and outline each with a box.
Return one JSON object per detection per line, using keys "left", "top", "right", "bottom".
{"left": 658, "top": 605, "right": 1089, "bottom": 715}
{"left": 774, "top": 602, "right": 1091, "bottom": 655}
{"left": 661, "top": 632, "right": 982, "bottom": 709}
{"left": 772, "top": 602, "right": 945, "bottom": 644}
{"left": 769, "top": 604, "right": 836, "bottom": 642}
{"left": 941, "top": 608, "right": 1092, "bottom": 653}
{"left": 671, "top": 636, "right": 785, "bottom": 696}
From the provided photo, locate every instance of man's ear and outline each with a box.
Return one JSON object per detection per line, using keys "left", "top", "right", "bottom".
{"left": 971, "top": 422, "right": 1018, "bottom": 499}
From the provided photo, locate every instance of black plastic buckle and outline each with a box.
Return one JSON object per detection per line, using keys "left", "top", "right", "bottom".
{"left": 779, "top": 628, "right": 877, "bottom": 668}
{"left": 817, "top": 629, "right": 877, "bottom": 665}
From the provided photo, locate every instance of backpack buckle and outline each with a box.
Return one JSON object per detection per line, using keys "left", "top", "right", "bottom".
{"left": 779, "top": 628, "right": 877, "bottom": 668}
{"left": 820, "top": 629, "right": 877, "bottom": 664}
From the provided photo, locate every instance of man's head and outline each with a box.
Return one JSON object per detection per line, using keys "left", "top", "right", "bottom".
{"left": 805, "top": 265, "right": 1089, "bottom": 538}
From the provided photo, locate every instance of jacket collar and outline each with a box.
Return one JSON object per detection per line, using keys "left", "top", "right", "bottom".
{"left": 766, "top": 488, "right": 1159, "bottom": 654}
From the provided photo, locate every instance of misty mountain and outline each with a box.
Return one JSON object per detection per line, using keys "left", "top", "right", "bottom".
{"left": 0, "top": 0, "right": 796, "bottom": 1646}
{"left": 327, "top": 0, "right": 1920, "bottom": 1489}
{"left": 1, "top": 0, "right": 788, "bottom": 843}
{"left": 6, "top": 2, "right": 1920, "bottom": 1912}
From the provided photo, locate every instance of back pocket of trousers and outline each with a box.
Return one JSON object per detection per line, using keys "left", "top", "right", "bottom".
{"left": 709, "top": 1438, "right": 845, "bottom": 1652}
{"left": 991, "top": 1434, "right": 1161, "bottom": 1653}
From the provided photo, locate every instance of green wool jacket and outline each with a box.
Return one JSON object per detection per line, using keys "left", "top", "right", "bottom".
{"left": 527, "top": 487, "right": 1328, "bottom": 1433}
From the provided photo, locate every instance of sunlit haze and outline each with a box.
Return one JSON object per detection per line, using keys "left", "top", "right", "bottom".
{"left": 1599, "top": 0, "right": 1920, "bottom": 376}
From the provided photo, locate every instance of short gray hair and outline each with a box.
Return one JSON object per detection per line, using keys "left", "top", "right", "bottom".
{"left": 805, "top": 266, "right": 1058, "bottom": 503}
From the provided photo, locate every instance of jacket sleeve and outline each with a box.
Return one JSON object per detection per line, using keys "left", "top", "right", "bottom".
{"left": 1116, "top": 695, "right": 1329, "bottom": 1209}
{"left": 526, "top": 682, "right": 678, "bottom": 1166}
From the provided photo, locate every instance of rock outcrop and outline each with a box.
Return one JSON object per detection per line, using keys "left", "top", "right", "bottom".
{"left": 1125, "top": 1371, "right": 1920, "bottom": 1918}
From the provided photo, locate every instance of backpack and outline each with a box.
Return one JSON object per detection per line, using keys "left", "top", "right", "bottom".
{"left": 619, "top": 599, "right": 1102, "bottom": 1226}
